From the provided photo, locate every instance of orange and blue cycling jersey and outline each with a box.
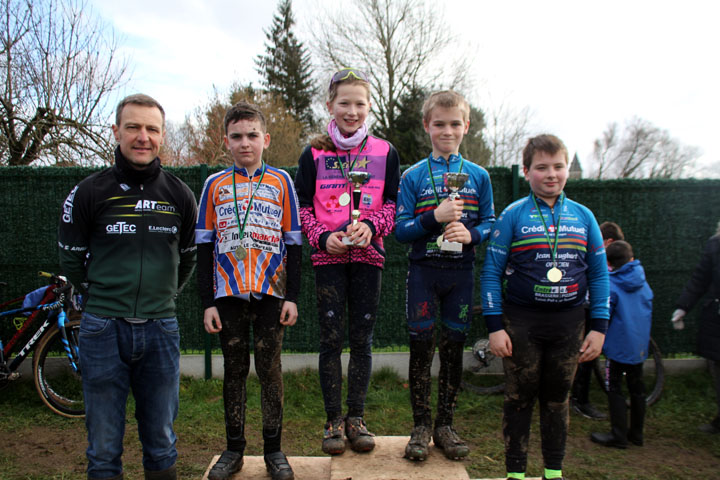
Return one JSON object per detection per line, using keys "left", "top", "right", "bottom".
{"left": 196, "top": 164, "right": 302, "bottom": 300}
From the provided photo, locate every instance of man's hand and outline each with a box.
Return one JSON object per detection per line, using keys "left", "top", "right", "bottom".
{"left": 489, "top": 329, "right": 512, "bottom": 358}
{"left": 280, "top": 301, "right": 298, "bottom": 326}
{"left": 346, "top": 221, "right": 372, "bottom": 248}
{"left": 325, "top": 231, "right": 350, "bottom": 255}
{"left": 443, "top": 221, "right": 472, "bottom": 245}
{"left": 203, "top": 306, "right": 222, "bottom": 334}
{"left": 671, "top": 308, "right": 686, "bottom": 330}
{"left": 578, "top": 330, "right": 605, "bottom": 363}
{"left": 433, "top": 197, "right": 464, "bottom": 223}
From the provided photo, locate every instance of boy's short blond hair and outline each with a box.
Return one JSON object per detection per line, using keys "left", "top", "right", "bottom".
{"left": 422, "top": 90, "right": 470, "bottom": 124}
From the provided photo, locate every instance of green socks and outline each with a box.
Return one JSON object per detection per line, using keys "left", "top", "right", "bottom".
{"left": 507, "top": 474, "right": 525, "bottom": 479}
{"left": 544, "top": 468, "right": 563, "bottom": 479}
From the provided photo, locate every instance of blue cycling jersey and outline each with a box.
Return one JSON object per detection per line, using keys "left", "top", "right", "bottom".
{"left": 480, "top": 192, "right": 609, "bottom": 333}
{"left": 395, "top": 153, "right": 495, "bottom": 268}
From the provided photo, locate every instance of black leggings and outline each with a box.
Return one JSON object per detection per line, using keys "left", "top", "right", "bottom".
{"left": 315, "top": 263, "right": 382, "bottom": 420}
{"left": 216, "top": 295, "right": 285, "bottom": 454}
{"left": 502, "top": 304, "right": 585, "bottom": 473}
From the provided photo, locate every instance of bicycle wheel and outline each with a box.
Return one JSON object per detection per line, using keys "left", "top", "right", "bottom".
{"left": 461, "top": 338, "right": 506, "bottom": 395}
{"left": 592, "top": 337, "right": 665, "bottom": 407}
{"left": 33, "top": 319, "right": 84, "bottom": 418}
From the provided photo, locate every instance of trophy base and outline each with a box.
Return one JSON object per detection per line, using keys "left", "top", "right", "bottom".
{"left": 440, "top": 240, "right": 463, "bottom": 252}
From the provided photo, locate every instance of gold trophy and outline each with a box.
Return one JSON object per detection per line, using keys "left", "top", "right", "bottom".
{"left": 342, "top": 171, "right": 371, "bottom": 246}
{"left": 439, "top": 172, "right": 469, "bottom": 252}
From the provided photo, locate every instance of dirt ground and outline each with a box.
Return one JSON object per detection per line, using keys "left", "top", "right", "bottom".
{"left": 3, "top": 418, "right": 720, "bottom": 479}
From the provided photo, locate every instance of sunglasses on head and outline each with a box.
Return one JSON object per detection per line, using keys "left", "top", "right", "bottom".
{"left": 329, "top": 68, "right": 369, "bottom": 89}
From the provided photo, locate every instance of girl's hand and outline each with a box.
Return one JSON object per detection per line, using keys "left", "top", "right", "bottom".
{"left": 326, "top": 231, "right": 350, "bottom": 255}
{"left": 347, "top": 221, "right": 372, "bottom": 248}
{"left": 443, "top": 221, "right": 471, "bottom": 245}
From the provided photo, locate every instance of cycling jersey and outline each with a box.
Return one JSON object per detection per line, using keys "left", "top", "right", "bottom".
{"left": 481, "top": 192, "right": 609, "bottom": 333}
{"left": 294, "top": 135, "right": 400, "bottom": 268}
{"left": 196, "top": 164, "right": 302, "bottom": 301}
{"left": 395, "top": 153, "right": 495, "bottom": 269}
{"left": 58, "top": 148, "right": 198, "bottom": 319}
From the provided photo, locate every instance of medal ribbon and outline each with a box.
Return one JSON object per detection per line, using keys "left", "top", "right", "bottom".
{"left": 336, "top": 136, "right": 369, "bottom": 182}
{"left": 426, "top": 154, "right": 464, "bottom": 206}
{"left": 531, "top": 192, "right": 565, "bottom": 268}
{"left": 231, "top": 163, "right": 266, "bottom": 251}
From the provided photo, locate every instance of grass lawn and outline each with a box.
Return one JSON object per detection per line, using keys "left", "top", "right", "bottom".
{"left": 1, "top": 366, "right": 719, "bottom": 479}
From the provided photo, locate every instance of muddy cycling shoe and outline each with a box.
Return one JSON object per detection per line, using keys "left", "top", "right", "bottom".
{"left": 208, "top": 450, "right": 243, "bottom": 480}
{"left": 322, "top": 417, "right": 346, "bottom": 455}
{"left": 433, "top": 425, "right": 469, "bottom": 460}
{"left": 345, "top": 416, "right": 375, "bottom": 452}
{"left": 405, "top": 425, "right": 432, "bottom": 461}
{"left": 264, "top": 451, "right": 294, "bottom": 480}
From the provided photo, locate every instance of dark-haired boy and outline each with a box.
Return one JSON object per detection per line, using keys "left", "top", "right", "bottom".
{"left": 591, "top": 240, "right": 653, "bottom": 449}
{"left": 196, "top": 101, "right": 302, "bottom": 480}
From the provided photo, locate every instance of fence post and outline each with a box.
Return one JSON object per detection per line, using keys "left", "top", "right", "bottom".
{"left": 511, "top": 164, "right": 520, "bottom": 201}
{"left": 199, "top": 164, "right": 212, "bottom": 380}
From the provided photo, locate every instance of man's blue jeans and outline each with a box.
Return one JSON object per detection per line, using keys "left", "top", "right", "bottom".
{"left": 79, "top": 312, "right": 180, "bottom": 479}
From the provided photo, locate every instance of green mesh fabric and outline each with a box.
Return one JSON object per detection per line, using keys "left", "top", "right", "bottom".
{"left": 1, "top": 166, "right": 718, "bottom": 355}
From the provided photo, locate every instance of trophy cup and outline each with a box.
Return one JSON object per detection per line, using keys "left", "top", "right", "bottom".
{"left": 342, "top": 171, "right": 372, "bottom": 246}
{"left": 439, "top": 172, "right": 469, "bottom": 252}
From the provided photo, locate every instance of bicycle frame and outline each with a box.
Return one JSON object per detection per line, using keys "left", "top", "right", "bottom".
{"left": 0, "top": 286, "right": 78, "bottom": 378}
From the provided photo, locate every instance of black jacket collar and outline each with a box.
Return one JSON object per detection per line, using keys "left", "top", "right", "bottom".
{"left": 112, "top": 146, "right": 161, "bottom": 185}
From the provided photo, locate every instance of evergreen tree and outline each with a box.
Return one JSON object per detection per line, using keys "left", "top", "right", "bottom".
{"left": 255, "top": 0, "right": 316, "bottom": 132}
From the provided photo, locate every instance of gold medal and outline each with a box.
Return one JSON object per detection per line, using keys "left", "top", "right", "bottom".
{"left": 547, "top": 267, "right": 562, "bottom": 283}
{"left": 234, "top": 245, "right": 247, "bottom": 261}
{"left": 338, "top": 192, "right": 351, "bottom": 206}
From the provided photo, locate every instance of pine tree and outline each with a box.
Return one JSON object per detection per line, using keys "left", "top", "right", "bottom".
{"left": 255, "top": 0, "right": 316, "bottom": 132}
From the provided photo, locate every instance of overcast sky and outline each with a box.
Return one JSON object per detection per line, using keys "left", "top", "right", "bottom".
{"left": 92, "top": 0, "right": 719, "bottom": 177}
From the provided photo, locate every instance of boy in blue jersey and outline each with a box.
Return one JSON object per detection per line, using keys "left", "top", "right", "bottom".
{"left": 395, "top": 90, "right": 495, "bottom": 461}
{"left": 591, "top": 240, "right": 652, "bottom": 449}
{"left": 480, "top": 134, "right": 609, "bottom": 480}
{"left": 196, "top": 102, "right": 301, "bottom": 480}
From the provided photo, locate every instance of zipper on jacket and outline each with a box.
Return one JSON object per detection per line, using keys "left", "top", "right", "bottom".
{"left": 133, "top": 183, "right": 145, "bottom": 317}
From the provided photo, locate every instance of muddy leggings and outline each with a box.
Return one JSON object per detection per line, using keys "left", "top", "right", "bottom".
{"left": 502, "top": 304, "right": 585, "bottom": 473}
{"left": 315, "top": 263, "right": 382, "bottom": 420}
{"left": 406, "top": 263, "right": 473, "bottom": 428}
{"left": 216, "top": 295, "right": 285, "bottom": 455}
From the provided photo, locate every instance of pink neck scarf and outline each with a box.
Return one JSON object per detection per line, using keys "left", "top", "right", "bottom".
{"left": 327, "top": 119, "right": 368, "bottom": 151}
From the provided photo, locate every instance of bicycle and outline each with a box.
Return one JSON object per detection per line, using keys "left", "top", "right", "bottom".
{"left": 0, "top": 271, "right": 84, "bottom": 418}
{"left": 462, "top": 320, "right": 665, "bottom": 406}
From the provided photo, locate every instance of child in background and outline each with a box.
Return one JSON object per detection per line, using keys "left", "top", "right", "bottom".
{"left": 294, "top": 68, "right": 401, "bottom": 455}
{"left": 196, "top": 101, "right": 302, "bottom": 480}
{"left": 591, "top": 240, "right": 653, "bottom": 448}
{"left": 395, "top": 90, "right": 495, "bottom": 461}
{"left": 481, "top": 134, "right": 609, "bottom": 480}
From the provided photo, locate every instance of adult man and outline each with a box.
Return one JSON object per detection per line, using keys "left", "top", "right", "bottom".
{"left": 58, "top": 94, "right": 197, "bottom": 480}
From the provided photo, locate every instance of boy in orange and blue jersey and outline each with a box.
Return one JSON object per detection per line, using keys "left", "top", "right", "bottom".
{"left": 196, "top": 101, "right": 301, "bottom": 480}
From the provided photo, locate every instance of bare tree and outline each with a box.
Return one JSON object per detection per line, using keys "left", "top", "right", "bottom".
{"left": 311, "top": 0, "right": 472, "bottom": 142}
{"left": 590, "top": 117, "right": 700, "bottom": 179}
{"left": 166, "top": 85, "right": 305, "bottom": 167}
{"left": 0, "top": 0, "right": 128, "bottom": 166}
{"left": 483, "top": 100, "right": 534, "bottom": 167}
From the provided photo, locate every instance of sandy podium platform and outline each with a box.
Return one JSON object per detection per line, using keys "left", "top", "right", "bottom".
{"left": 203, "top": 436, "right": 474, "bottom": 479}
